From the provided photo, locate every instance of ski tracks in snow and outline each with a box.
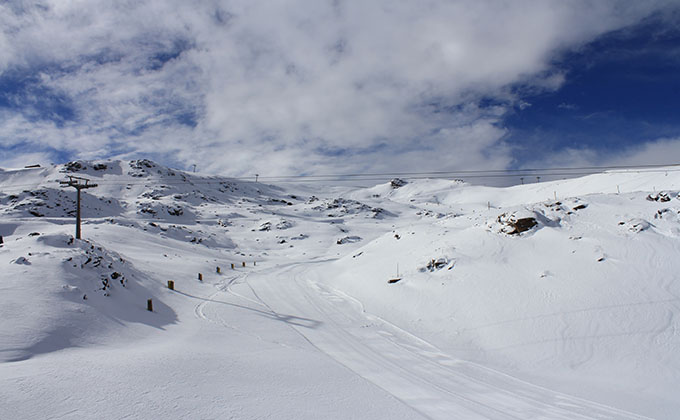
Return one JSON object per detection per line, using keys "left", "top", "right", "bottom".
{"left": 243, "top": 263, "right": 654, "bottom": 420}
{"left": 193, "top": 266, "right": 323, "bottom": 351}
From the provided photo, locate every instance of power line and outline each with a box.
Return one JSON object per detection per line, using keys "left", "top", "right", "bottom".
{"left": 53, "top": 163, "right": 680, "bottom": 183}
{"left": 0, "top": 164, "right": 679, "bottom": 191}
{"left": 252, "top": 168, "right": 680, "bottom": 184}
{"left": 252, "top": 162, "right": 680, "bottom": 180}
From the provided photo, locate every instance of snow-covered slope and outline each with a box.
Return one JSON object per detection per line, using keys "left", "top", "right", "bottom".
{"left": 331, "top": 183, "right": 680, "bottom": 418}
{"left": 1, "top": 160, "right": 679, "bottom": 419}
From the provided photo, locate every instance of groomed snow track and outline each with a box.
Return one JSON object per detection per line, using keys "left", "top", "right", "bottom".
{"left": 201, "top": 262, "right": 653, "bottom": 420}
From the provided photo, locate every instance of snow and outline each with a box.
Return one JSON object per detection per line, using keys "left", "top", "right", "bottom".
{"left": 1, "top": 159, "right": 679, "bottom": 419}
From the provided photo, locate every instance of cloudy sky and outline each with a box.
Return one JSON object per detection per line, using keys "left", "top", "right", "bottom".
{"left": 1, "top": 1, "right": 679, "bottom": 184}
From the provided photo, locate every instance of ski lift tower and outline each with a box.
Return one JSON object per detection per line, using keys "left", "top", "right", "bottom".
{"left": 60, "top": 175, "right": 98, "bottom": 240}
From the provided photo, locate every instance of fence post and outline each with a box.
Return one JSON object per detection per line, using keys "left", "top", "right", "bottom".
{"left": 216, "top": 266, "right": 221, "bottom": 274}
{"left": 167, "top": 280, "right": 174, "bottom": 290}
{"left": 147, "top": 299, "right": 153, "bottom": 312}
{"left": 198, "top": 273, "right": 203, "bottom": 281}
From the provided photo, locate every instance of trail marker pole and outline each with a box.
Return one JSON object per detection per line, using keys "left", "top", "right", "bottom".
{"left": 147, "top": 299, "right": 153, "bottom": 312}
{"left": 60, "top": 176, "right": 98, "bottom": 240}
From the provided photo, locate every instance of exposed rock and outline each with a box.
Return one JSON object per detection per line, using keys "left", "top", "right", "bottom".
{"left": 168, "top": 206, "right": 184, "bottom": 216}
{"left": 128, "top": 159, "right": 156, "bottom": 177}
{"left": 12, "top": 256, "right": 31, "bottom": 265}
{"left": 336, "top": 235, "right": 362, "bottom": 244}
{"left": 420, "top": 257, "right": 449, "bottom": 272}
{"left": 269, "top": 198, "right": 294, "bottom": 206}
{"left": 416, "top": 210, "right": 446, "bottom": 218}
{"left": 496, "top": 212, "right": 538, "bottom": 235}
{"left": 62, "top": 161, "right": 87, "bottom": 172}
{"left": 390, "top": 178, "right": 407, "bottom": 188}
{"left": 654, "top": 208, "right": 679, "bottom": 219}
{"left": 647, "top": 192, "right": 671, "bottom": 202}
{"left": 276, "top": 220, "right": 293, "bottom": 230}
{"left": 623, "top": 218, "right": 651, "bottom": 233}
{"left": 314, "top": 198, "right": 391, "bottom": 219}
{"left": 139, "top": 206, "right": 156, "bottom": 216}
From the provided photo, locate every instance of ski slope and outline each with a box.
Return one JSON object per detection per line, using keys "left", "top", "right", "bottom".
{"left": 241, "top": 263, "right": 654, "bottom": 419}
{"left": 1, "top": 160, "right": 679, "bottom": 419}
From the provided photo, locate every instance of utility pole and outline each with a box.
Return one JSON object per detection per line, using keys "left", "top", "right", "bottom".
{"left": 60, "top": 176, "right": 98, "bottom": 240}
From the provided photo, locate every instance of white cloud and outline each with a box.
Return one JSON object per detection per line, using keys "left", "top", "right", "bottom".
{"left": 558, "top": 102, "right": 578, "bottom": 111}
{"left": 0, "top": 0, "right": 676, "bottom": 177}
{"left": 513, "top": 137, "right": 680, "bottom": 187}
{"left": 0, "top": 150, "right": 54, "bottom": 169}
{"left": 552, "top": 137, "right": 680, "bottom": 169}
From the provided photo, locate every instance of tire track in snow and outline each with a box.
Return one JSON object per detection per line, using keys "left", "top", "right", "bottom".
{"left": 247, "top": 263, "right": 654, "bottom": 420}
{"left": 193, "top": 266, "right": 317, "bottom": 351}
{"left": 194, "top": 272, "right": 244, "bottom": 322}
{"left": 307, "top": 282, "right": 641, "bottom": 419}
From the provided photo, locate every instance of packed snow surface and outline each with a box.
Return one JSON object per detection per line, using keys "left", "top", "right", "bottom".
{"left": 1, "top": 160, "right": 679, "bottom": 419}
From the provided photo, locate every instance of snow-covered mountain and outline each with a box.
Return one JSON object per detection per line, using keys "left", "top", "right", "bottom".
{"left": 1, "top": 159, "right": 679, "bottom": 419}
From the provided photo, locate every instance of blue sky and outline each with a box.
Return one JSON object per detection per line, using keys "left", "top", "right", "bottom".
{"left": 504, "top": 10, "right": 680, "bottom": 168}
{"left": 0, "top": 1, "right": 679, "bottom": 184}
